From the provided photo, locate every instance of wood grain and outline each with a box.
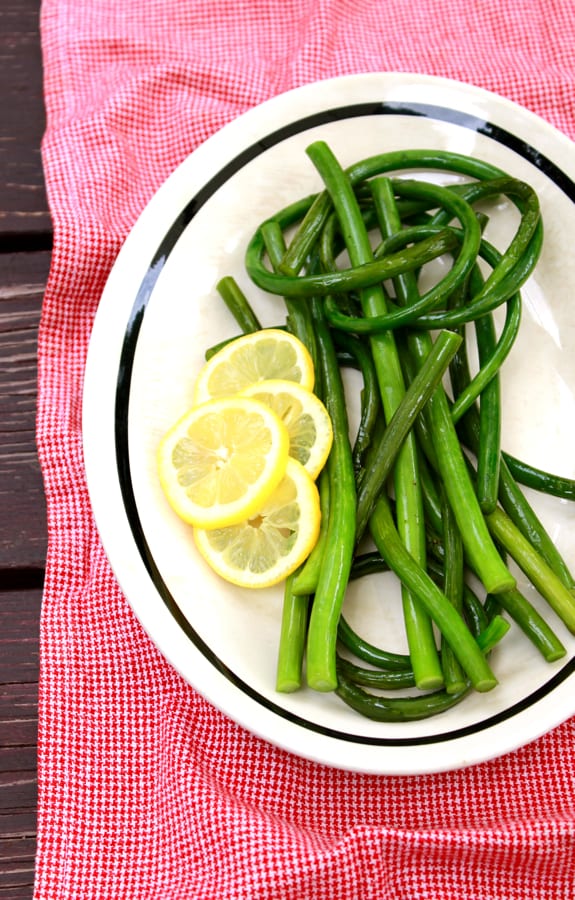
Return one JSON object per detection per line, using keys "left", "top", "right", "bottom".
{"left": 0, "top": 1, "right": 51, "bottom": 245}
{"left": 0, "top": 253, "right": 50, "bottom": 574}
{"left": 1, "top": 0, "right": 48, "bottom": 895}
{"left": 0, "top": 591, "right": 41, "bottom": 898}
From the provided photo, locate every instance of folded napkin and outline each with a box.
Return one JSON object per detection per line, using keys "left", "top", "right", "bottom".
{"left": 36, "top": 2, "right": 575, "bottom": 897}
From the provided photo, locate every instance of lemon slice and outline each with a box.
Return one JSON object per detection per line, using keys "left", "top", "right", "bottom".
{"left": 157, "top": 396, "right": 290, "bottom": 528}
{"left": 193, "top": 329, "right": 315, "bottom": 403}
{"left": 193, "top": 458, "right": 321, "bottom": 588}
{"left": 241, "top": 379, "right": 333, "bottom": 480}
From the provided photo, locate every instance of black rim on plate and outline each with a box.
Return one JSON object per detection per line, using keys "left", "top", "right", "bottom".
{"left": 113, "top": 100, "right": 575, "bottom": 748}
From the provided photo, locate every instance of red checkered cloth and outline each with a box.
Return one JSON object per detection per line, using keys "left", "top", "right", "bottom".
{"left": 36, "top": 2, "right": 575, "bottom": 897}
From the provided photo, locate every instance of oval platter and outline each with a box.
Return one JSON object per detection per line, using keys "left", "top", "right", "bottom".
{"left": 83, "top": 72, "right": 575, "bottom": 774}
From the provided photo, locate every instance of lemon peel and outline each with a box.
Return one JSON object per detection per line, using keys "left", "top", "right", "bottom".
{"left": 157, "top": 395, "right": 290, "bottom": 529}
{"left": 193, "top": 458, "right": 321, "bottom": 588}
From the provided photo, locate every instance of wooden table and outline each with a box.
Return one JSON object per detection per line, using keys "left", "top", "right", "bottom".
{"left": 1, "top": 2, "right": 51, "bottom": 895}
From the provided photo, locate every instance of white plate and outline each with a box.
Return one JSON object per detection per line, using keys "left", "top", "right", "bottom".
{"left": 83, "top": 72, "right": 575, "bottom": 774}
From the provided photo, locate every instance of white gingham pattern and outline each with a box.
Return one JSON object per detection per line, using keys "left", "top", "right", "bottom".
{"left": 36, "top": 1, "right": 575, "bottom": 897}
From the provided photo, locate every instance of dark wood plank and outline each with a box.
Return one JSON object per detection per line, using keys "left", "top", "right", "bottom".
{"left": 0, "top": 861, "right": 35, "bottom": 898}
{"left": 0, "top": 812, "right": 36, "bottom": 841}
{"left": 0, "top": 650, "right": 39, "bottom": 694}
{"left": 0, "top": 590, "right": 41, "bottom": 693}
{"left": 0, "top": 684, "right": 37, "bottom": 721}
{"left": 0, "top": 589, "right": 41, "bottom": 899}
{"left": 0, "top": 835, "right": 36, "bottom": 894}
{"left": 0, "top": 808, "right": 37, "bottom": 891}
{"left": 0, "top": 593, "right": 41, "bottom": 725}
{"left": 0, "top": 1, "right": 46, "bottom": 895}
{"left": 0, "top": 770, "right": 37, "bottom": 814}
{"left": 0, "top": 689, "right": 37, "bottom": 749}
{"left": 0, "top": 819, "right": 36, "bottom": 897}
{"left": 0, "top": 253, "right": 50, "bottom": 574}
{"left": 0, "top": 837, "right": 36, "bottom": 865}
{"left": 0, "top": 0, "right": 51, "bottom": 245}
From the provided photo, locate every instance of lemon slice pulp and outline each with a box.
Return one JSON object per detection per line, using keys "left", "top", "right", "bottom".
{"left": 193, "top": 329, "right": 315, "bottom": 404}
{"left": 241, "top": 379, "right": 333, "bottom": 480}
{"left": 157, "top": 396, "right": 289, "bottom": 528}
{"left": 193, "top": 458, "right": 321, "bottom": 588}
